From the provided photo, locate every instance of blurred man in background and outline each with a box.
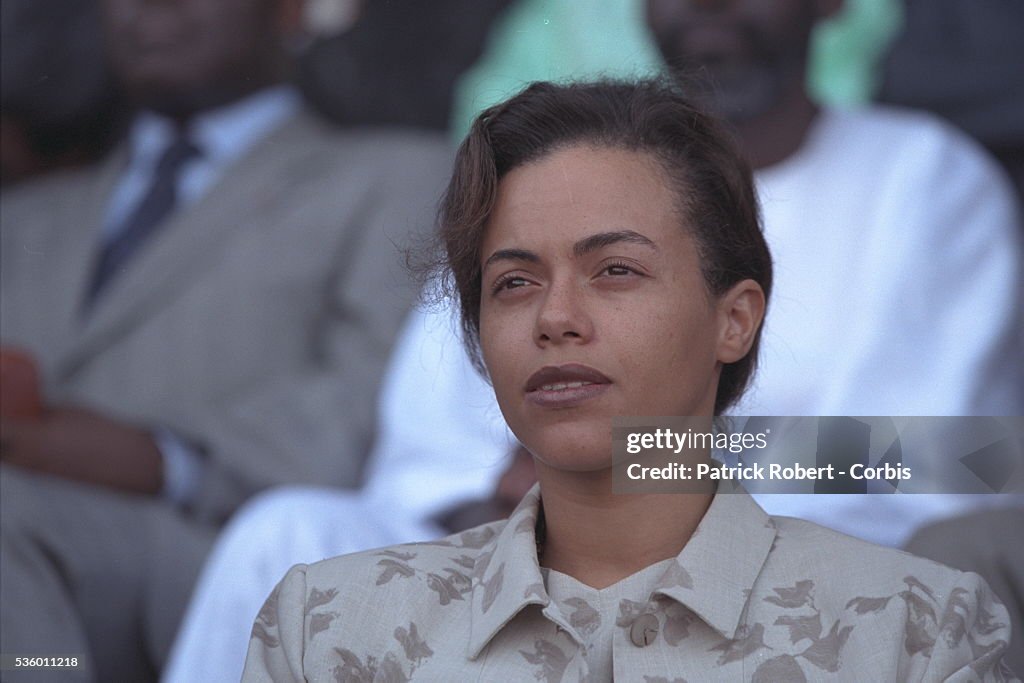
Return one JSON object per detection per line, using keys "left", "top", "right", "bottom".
{"left": 0, "top": 0, "right": 448, "bottom": 679}
{"left": 644, "top": 0, "right": 1024, "bottom": 398}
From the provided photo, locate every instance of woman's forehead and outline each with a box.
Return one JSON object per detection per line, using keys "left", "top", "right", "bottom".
{"left": 482, "top": 145, "right": 683, "bottom": 252}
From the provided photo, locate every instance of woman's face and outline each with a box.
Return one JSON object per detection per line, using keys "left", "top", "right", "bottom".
{"left": 479, "top": 144, "right": 758, "bottom": 472}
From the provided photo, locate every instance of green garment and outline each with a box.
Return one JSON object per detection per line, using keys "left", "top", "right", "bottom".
{"left": 451, "top": 0, "right": 902, "bottom": 138}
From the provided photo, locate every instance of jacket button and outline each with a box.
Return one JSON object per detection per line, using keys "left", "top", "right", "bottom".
{"left": 629, "top": 613, "right": 659, "bottom": 647}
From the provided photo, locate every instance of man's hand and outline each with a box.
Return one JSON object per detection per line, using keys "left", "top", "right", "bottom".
{"left": 0, "top": 405, "right": 163, "bottom": 494}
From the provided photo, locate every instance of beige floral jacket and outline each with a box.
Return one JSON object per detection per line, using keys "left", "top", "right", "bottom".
{"left": 242, "top": 484, "right": 1017, "bottom": 682}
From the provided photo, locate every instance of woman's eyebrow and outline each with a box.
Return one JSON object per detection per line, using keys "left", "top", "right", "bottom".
{"left": 573, "top": 230, "right": 658, "bottom": 257}
{"left": 483, "top": 231, "right": 656, "bottom": 267}
{"left": 483, "top": 248, "right": 540, "bottom": 268}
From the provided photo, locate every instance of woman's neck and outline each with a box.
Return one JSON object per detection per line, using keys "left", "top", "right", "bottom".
{"left": 534, "top": 463, "right": 714, "bottom": 589}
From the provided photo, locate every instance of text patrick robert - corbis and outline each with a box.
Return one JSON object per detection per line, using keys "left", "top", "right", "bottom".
{"left": 623, "top": 427, "right": 912, "bottom": 482}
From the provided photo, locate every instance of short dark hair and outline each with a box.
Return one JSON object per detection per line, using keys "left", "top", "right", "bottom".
{"left": 426, "top": 78, "right": 773, "bottom": 415}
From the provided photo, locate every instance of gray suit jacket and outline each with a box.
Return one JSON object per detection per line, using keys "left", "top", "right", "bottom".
{"left": 0, "top": 111, "right": 451, "bottom": 523}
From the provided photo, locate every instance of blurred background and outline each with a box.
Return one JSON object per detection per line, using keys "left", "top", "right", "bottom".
{"left": 4, "top": 0, "right": 1022, "bottom": 196}
{"left": 2, "top": 0, "right": 1022, "bottom": 680}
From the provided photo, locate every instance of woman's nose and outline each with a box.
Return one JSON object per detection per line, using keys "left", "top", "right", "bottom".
{"left": 534, "top": 281, "right": 594, "bottom": 345}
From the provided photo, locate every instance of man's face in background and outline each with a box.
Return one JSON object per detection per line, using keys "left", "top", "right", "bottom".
{"left": 100, "top": 0, "right": 295, "bottom": 116}
{"left": 646, "top": 0, "right": 821, "bottom": 121}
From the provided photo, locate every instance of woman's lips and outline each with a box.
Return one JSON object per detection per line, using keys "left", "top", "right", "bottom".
{"left": 524, "top": 363, "right": 611, "bottom": 408}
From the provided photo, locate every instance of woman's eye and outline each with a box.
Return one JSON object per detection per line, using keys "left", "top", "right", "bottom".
{"left": 601, "top": 262, "right": 638, "bottom": 277}
{"left": 492, "top": 275, "right": 531, "bottom": 294}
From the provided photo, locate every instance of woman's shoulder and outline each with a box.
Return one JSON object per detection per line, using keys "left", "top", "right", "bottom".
{"left": 769, "top": 514, "right": 947, "bottom": 574}
{"left": 243, "top": 519, "right": 510, "bottom": 682}
{"left": 763, "top": 513, "right": 988, "bottom": 608}
{"left": 259, "top": 518, "right": 511, "bottom": 629}
{"left": 301, "top": 518, "right": 507, "bottom": 589}
{"left": 751, "top": 515, "right": 1015, "bottom": 680}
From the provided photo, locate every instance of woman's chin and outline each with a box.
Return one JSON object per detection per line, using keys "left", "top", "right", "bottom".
{"left": 523, "top": 428, "right": 614, "bottom": 475}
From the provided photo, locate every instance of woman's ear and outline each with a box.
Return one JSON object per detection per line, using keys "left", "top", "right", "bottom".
{"left": 715, "top": 279, "right": 766, "bottom": 364}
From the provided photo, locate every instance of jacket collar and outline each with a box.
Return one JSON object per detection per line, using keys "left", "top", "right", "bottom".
{"left": 466, "top": 480, "right": 776, "bottom": 659}
{"left": 466, "top": 485, "right": 548, "bottom": 659}
{"left": 651, "top": 480, "right": 777, "bottom": 639}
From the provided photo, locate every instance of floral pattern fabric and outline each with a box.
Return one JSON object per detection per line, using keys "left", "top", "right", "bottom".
{"left": 242, "top": 483, "right": 1018, "bottom": 682}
